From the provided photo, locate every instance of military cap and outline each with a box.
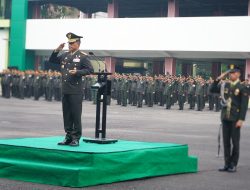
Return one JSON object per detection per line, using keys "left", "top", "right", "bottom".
{"left": 228, "top": 64, "right": 241, "bottom": 73}
{"left": 66, "top": 32, "right": 83, "bottom": 43}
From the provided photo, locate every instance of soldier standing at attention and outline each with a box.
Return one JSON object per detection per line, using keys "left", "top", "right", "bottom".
{"left": 177, "top": 77, "right": 186, "bottom": 110}
{"left": 116, "top": 76, "right": 123, "bottom": 105}
{"left": 159, "top": 77, "right": 165, "bottom": 106}
{"left": 136, "top": 76, "right": 145, "bottom": 108}
{"left": 121, "top": 75, "right": 129, "bottom": 107}
{"left": 207, "top": 78, "right": 215, "bottom": 111}
{"left": 33, "top": 71, "right": 42, "bottom": 101}
{"left": 4, "top": 69, "right": 12, "bottom": 98}
{"left": 164, "top": 78, "right": 173, "bottom": 110}
{"left": 187, "top": 79, "right": 196, "bottom": 109}
{"left": 131, "top": 76, "right": 137, "bottom": 106}
{"left": 46, "top": 71, "right": 54, "bottom": 102}
{"left": 210, "top": 65, "right": 249, "bottom": 172}
{"left": 147, "top": 77, "right": 155, "bottom": 107}
{"left": 18, "top": 71, "right": 26, "bottom": 99}
{"left": 195, "top": 78, "right": 205, "bottom": 111}
{"left": 49, "top": 32, "right": 94, "bottom": 146}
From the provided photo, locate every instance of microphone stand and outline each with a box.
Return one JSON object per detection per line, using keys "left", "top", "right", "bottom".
{"left": 83, "top": 53, "right": 117, "bottom": 144}
{"left": 88, "top": 52, "right": 107, "bottom": 72}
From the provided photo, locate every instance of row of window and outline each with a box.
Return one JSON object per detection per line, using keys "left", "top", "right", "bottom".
{"left": 1, "top": 0, "right": 249, "bottom": 20}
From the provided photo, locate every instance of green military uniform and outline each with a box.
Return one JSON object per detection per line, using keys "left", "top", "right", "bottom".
{"left": 136, "top": 79, "right": 145, "bottom": 108}
{"left": 116, "top": 78, "right": 122, "bottom": 105}
{"left": 164, "top": 81, "right": 173, "bottom": 109}
{"left": 49, "top": 32, "right": 94, "bottom": 146}
{"left": 195, "top": 82, "right": 205, "bottom": 111}
{"left": 211, "top": 79, "right": 248, "bottom": 171}
{"left": 146, "top": 80, "right": 155, "bottom": 107}
{"left": 18, "top": 73, "right": 26, "bottom": 99}
{"left": 207, "top": 82, "right": 215, "bottom": 110}
{"left": 159, "top": 80, "right": 165, "bottom": 106}
{"left": 210, "top": 66, "right": 249, "bottom": 172}
{"left": 177, "top": 81, "right": 186, "bottom": 110}
{"left": 121, "top": 78, "right": 129, "bottom": 106}
{"left": 33, "top": 74, "right": 42, "bottom": 100}
{"left": 187, "top": 83, "right": 196, "bottom": 109}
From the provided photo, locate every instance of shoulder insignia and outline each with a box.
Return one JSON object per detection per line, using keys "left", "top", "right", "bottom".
{"left": 80, "top": 51, "right": 88, "bottom": 56}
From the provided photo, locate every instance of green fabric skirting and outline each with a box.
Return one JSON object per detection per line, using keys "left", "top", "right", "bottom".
{"left": 0, "top": 136, "right": 198, "bottom": 187}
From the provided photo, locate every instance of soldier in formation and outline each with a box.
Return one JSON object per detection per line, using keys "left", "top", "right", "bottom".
{"left": 0, "top": 69, "right": 62, "bottom": 101}
{"left": 108, "top": 73, "right": 250, "bottom": 111}
{"left": 1, "top": 69, "right": 249, "bottom": 113}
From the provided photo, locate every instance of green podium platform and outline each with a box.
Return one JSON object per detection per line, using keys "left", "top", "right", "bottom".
{"left": 0, "top": 136, "right": 198, "bottom": 187}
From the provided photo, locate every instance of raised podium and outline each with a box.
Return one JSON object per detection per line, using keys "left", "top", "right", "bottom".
{"left": 83, "top": 72, "right": 118, "bottom": 144}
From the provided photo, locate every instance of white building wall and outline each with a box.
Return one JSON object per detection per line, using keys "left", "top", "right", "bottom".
{"left": 0, "top": 29, "right": 9, "bottom": 71}
{"left": 26, "top": 17, "right": 250, "bottom": 58}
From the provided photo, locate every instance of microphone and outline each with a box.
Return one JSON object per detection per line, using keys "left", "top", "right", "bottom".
{"left": 88, "top": 52, "right": 107, "bottom": 72}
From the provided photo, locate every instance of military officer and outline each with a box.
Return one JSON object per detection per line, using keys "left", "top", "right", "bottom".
{"left": 146, "top": 77, "right": 155, "bottom": 107}
{"left": 136, "top": 76, "right": 145, "bottom": 108}
{"left": 164, "top": 78, "right": 173, "bottom": 109}
{"left": 4, "top": 69, "right": 12, "bottom": 98}
{"left": 210, "top": 65, "right": 249, "bottom": 172}
{"left": 207, "top": 79, "right": 214, "bottom": 110}
{"left": 33, "top": 71, "right": 41, "bottom": 100}
{"left": 121, "top": 75, "right": 129, "bottom": 107}
{"left": 18, "top": 71, "right": 26, "bottom": 99}
{"left": 49, "top": 32, "right": 94, "bottom": 146}
{"left": 130, "top": 77, "right": 137, "bottom": 106}
{"left": 177, "top": 78, "right": 186, "bottom": 110}
{"left": 187, "top": 79, "right": 196, "bottom": 109}
{"left": 195, "top": 79, "right": 205, "bottom": 111}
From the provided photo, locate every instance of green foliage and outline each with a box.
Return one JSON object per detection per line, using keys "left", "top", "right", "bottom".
{"left": 40, "top": 4, "right": 79, "bottom": 19}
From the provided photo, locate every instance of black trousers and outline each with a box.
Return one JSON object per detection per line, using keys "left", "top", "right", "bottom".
{"left": 196, "top": 95, "right": 204, "bottom": 111}
{"left": 131, "top": 91, "right": 137, "bottom": 106}
{"left": 222, "top": 120, "right": 241, "bottom": 167}
{"left": 165, "top": 95, "right": 172, "bottom": 109}
{"left": 137, "top": 92, "right": 143, "bottom": 108}
{"left": 178, "top": 95, "right": 185, "bottom": 110}
{"left": 188, "top": 94, "right": 195, "bottom": 109}
{"left": 208, "top": 95, "right": 214, "bottom": 110}
{"left": 62, "top": 94, "right": 83, "bottom": 141}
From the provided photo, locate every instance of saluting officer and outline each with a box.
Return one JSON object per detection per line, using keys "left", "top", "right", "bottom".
{"left": 49, "top": 32, "right": 94, "bottom": 146}
{"left": 210, "top": 65, "right": 249, "bottom": 172}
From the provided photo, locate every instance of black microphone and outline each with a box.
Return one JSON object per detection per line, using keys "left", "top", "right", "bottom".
{"left": 88, "top": 52, "right": 107, "bottom": 72}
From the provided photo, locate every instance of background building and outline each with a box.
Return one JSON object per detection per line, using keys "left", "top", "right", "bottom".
{"left": 2, "top": 0, "right": 250, "bottom": 79}
{"left": 0, "top": 0, "right": 11, "bottom": 71}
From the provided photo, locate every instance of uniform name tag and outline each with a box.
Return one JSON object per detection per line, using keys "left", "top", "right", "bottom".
{"left": 73, "top": 58, "right": 80, "bottom": 63}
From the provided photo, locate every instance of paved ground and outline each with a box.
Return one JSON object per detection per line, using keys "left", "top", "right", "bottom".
{"left": 0, "top": 97, "right": 250, "bottom": 190}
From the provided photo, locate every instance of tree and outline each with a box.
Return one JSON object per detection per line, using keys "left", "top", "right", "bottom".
{"left": 40, "top": 4, "right": 80, "bottom": 19}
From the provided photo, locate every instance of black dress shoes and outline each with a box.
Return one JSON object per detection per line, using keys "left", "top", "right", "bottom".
{"left": 228, "top": 165, "right": 237, "bottom": 173}
{"left": 69, "top": 140, "right": 79, "bottom": 147}
{"left": 58, "top": 139, "right": 72, "bottom": 145}
{"left": 218, "top": 165, "right": 229, "bottom": 172}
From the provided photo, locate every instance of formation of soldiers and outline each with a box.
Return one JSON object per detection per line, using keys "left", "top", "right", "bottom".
{"left": 0, "top": 69, "right": 99, "bottom": 102}
{"left": 109, "top": 73, "right": 250, "bottom": 111}
{"left": 1, "top": 69, "right": 249, "bottom": 111}
{"left": 0, "top": 69, "right": 62, "bottom": 101}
